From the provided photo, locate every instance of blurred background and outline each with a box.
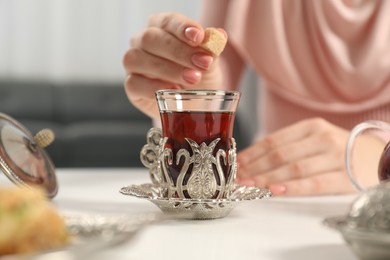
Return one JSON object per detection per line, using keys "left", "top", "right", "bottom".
{"left": 0, "top": 0, "right": 257, "bottom": 168}
{"left": 0, "top": 0, "right": 201, "bottom": 82}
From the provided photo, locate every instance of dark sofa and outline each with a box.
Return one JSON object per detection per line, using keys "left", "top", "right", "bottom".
{"left": 0, "top": 81, "right": 250, "bottom": 168}
{"left": 0, "top": 81, "right": 152, "bottom": 167}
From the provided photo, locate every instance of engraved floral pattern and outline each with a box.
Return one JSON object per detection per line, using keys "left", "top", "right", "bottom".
{"left": 140, "top": 127, "right": 238, "bottom": 200}
{"left": 185, "top": 138, "right": 220, "bottom": 199}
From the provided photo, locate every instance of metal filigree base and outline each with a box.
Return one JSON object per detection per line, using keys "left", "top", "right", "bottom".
{"left": 120, "top": 183, "right": 272, "bottom": 220}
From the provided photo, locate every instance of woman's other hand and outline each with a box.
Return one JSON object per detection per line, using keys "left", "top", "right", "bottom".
{"left": 236, "top": 118, "right": 382, "bottom": 196}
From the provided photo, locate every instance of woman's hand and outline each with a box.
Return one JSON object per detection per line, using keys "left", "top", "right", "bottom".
{"left": 236, "top": 118, "right": 382, "bottom": 196}
{"left": 123, "top": 13, "right": 225, "bottom": 120}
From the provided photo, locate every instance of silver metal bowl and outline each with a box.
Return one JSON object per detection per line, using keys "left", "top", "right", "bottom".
{"left": 324, "top": 182, "right": 390, "bottom": 260}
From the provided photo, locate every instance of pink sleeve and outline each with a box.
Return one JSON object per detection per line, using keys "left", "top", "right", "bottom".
{"left": 200, "top": 0, "right": 245, "bottom": 91}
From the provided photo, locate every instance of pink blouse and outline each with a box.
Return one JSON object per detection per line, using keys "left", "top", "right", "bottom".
{"left": 201, "top": 0, "right": 390, "bottom": 135}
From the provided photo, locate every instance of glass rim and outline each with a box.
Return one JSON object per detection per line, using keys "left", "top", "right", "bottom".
{"left": 155, "top": 89, "right": 240, "bottom": 100}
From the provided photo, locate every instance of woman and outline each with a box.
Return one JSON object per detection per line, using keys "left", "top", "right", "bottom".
{"left": 122, "top": 0, "right": 390, "bottom": 196}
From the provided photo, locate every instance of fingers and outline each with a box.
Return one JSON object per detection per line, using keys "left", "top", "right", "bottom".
{"left": 249, "top": 153, "right": 344, "bottom": 186}
{"left": 147, "top": 13, "right": 204, "bottom": 46}
{"left": 123, "top": 48, "right": 202, "bottom": 85}
{"left": 268, "top": 171, "right": 356, "bottom": 196}
{"left": 131, "top": 27, "right": 214, "bottom": 71}
{"left": 237, "top": 118, "right": 320, "bottom": 166}
{"left": 235, "top": 118, "right": 355, "bottom": 196}
{"left": 238, "top": 132, "right": 327, "bottom": 179}
{"left": 123, "top": 12, "right": 226, "bottom": 120}
{"left": 124, "top": 74, "right": 179, "bottom": 119}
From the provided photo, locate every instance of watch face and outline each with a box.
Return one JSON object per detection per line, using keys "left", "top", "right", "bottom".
{"left": 0, "top": 113, "right": 57, "bottom": 198}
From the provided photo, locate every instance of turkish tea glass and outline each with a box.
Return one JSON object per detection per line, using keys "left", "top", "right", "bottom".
{"left": 155, "top": 89, "right": 240, "bottom": 199}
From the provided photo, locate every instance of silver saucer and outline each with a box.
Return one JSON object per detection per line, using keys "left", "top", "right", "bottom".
{"left": 120, "top": 183, "right": 272, "bottom": 220}
{"left": 2, "top": 212, "right": 161, "bottom": 260}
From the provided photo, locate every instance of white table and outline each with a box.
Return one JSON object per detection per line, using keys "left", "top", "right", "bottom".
{"left": 45, "top": 168, "right": 359, "bottom": 260}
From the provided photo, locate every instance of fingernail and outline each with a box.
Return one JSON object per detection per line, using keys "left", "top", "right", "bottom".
{"left": 192, "top": 54, "right": 213, "bottom": 70}
{"left": 185, "top": 27, "right": 200, "bottom": 43}
{"left": 269, "top": 184, "right": 287, "bottom": 195}
{"left": 182, "top": 68, "right": 201, "bottom": 84}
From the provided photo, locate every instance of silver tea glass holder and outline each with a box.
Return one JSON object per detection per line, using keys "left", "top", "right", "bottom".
{"left": 120, "top": 127, "right": 272, "bottom": 220}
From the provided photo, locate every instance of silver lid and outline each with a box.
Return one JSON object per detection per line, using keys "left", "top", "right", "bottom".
{"left": 0, "top": 113, "right": 57, "bottom": 198}
{"left": 348, "top": 181, "right": 390, "bottom": 231}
